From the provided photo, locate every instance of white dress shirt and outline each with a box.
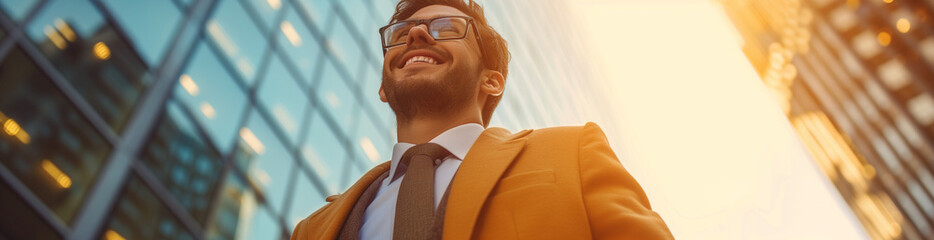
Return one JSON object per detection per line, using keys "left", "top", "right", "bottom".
{"left": 359, "top": 123, "right": 485, "bottom": 240}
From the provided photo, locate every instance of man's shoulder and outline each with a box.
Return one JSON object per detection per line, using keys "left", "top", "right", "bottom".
{"left": 508, "top": 121, "right": 606, "bottom": 141}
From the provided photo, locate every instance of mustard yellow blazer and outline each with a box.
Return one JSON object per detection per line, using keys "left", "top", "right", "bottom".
{"left": 291, "top": 122, "right": 673, "bottom": 239}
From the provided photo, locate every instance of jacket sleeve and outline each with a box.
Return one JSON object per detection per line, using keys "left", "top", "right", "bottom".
{"left": 579, "top": 122, "right": 674, "bottom": 239}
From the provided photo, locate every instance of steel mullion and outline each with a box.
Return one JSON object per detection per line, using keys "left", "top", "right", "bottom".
{"left": 0, "top": 162, "right": 70, "bottom": 238}
{"left": 260, "top": 48, "right": 337, "bottom": 200}
{"left": 859, "top": 1, "right": 934, "bottom": 92}
{"left": 13, "top": 38, "right": 121, "bottom": 145}
{"left": 810, "top": 33, "right": 934, "bottom": 174}
{"left": 0, "top": 25, "right": 17, "bottom": 62}
{"left": 797, "top": 55, "right": 933, "bottom": 233}
{"left": 332, "top": 3, "right": 378, "bottom": 67}
{"left": 131, "top": 162, "right": 205, "bottom": 240}
{"left": 198, "top": 160, "right": 230, "bottom": 240}
{"left": 267, "top": 45, "right": 356, "bottom": 199}
{"left": 0, "top": 0, "right": 119, "bottom": 147}
{"left": 806, "top": 42, "right": 934, "bottom": 207}
{"left": 67, "top": 0, "right": 221, "bottom": 239}
{"left": 806, "top": 2, "right": 934, "bottom": 162}
{"left": 88, "top": 0, "right": 160, "bottom": 67}
{"left": 287, "top": 0, "right": 331, "bottom": 65}
{"left": 274, "top": 1, "right": 386, "bottom": 178}
{"left": 790, "top": 70, "right": 925, "bottom": 239}
{"left": 255, "top": 3, "right": 354, "bottom": 200}
{"left": 862, "top": 0, "right": 934, "bottom": 82}
{"left": 0, "top": 0, "right": 49, "bottom": 59}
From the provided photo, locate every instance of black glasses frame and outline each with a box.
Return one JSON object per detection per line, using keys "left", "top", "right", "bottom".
{"left": 378, "top": 15, "right": 484, "bottom": 56}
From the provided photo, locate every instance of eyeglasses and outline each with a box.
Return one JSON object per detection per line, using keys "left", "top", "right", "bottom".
{"left": 378, "top": 16, "right": 483, "bottom": 55}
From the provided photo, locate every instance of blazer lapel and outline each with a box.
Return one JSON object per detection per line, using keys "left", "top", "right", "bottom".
{"left": 319, "top": 161, "right": 390, "bottom": 239}
{"left": 442, "top": 127, "right": 530, "bottom": 240}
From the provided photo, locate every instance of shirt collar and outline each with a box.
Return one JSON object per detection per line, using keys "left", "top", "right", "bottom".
{"left": 388, "top": 123, "right": 485, "bottom": 181}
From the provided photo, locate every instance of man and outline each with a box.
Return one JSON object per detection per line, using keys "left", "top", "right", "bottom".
{"left": 291, "top": 0, "right": 673, "bottom": 239}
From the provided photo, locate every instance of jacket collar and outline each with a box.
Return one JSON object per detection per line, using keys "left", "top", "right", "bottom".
{"left": 442, "top": 127, "right": 531, "bottom": 240}
{"left": 320, "top": 161, "right": 391, "bottom": 239}
{"left": 322, "top": 127, "right": 530, "bottom": 239}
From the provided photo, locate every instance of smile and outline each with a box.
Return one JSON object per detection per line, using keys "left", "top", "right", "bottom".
{"left": 403, "top": 56, "right": 439, "bottom": 68}
{"left": 397, "top": 49, "right": 447, "bottom": 69}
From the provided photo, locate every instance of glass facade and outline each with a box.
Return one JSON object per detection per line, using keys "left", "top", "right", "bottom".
{"left": 0, "top": 0, "right": 613, "bottom": 239}
{"left": 720, "top": 0, "right": 934, "bottom": 239}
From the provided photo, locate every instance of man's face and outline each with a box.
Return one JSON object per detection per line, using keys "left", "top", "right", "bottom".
{"left": 379, "top": 5, "right": 485, "bottom": 121}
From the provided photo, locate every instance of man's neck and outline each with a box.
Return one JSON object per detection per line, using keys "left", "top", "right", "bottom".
{"left": 396, "top": 111, "right": 483, "bottom": 144}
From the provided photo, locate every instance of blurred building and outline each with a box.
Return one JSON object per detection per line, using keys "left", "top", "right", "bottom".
{"left": 718, "top": 0, "right": 934, "bottom": 239}
{"left": 0, "top": 0, "right": 610, "bottom": 239}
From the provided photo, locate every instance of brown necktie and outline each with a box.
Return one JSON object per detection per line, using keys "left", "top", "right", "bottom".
{"left": 393, "top": 143, "right": 450, "bottom": 240}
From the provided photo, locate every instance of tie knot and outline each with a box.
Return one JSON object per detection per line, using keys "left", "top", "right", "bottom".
{"left": 393, "top": 143, "right": 450, "bottom": 182}
{"left": 401, "top": 143, "right": 450, "bottom": 165}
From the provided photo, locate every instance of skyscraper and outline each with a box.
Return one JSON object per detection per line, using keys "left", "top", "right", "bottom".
{"left": 719, "top": 0, "right": 934, "bottom": 239}
{"left": 0, "top": 0, "right": 613, "bottom": 239}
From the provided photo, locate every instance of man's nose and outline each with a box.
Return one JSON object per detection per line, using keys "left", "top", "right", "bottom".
{"left": 405, "top": 24, "right": 436, "bottom": 47}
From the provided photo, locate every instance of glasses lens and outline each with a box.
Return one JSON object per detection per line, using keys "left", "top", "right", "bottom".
{"left": 430, "top": 17, "right": 468, "bottom": 40}
{"left": 384, "top": 22, "right": 414, "bottom": 47}
{"left": 381, "top": 17, "right": 470, "bottom": 48}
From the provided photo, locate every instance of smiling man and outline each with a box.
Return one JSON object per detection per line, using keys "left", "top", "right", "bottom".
{"left": 290, "top": 0, "right": 672, "bottom": 239}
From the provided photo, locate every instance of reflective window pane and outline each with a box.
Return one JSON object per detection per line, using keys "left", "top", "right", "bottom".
{"left": 0, "top": 48, "right": 111, "bottom": 225}
{"left": 174, "top": 42, "right": 248, "bottom": 154}
{"left": 26, "top": 0, "right": 151, "bottom": 133}
{"left": 207, "top": 0, "right": 268, "bottom": 82}
{"left": 355, "top": 114, "right": 391, "bottom": 168}
{"left": 140, "top": 101, "right": 224, "bottom": 224}
{"left": 258, "top": 55, "right": 309, "bottom": 144}
{"left": 328, "top": 17, "right": 365, "bottom": 69}
{"left": 174, "top": 0, "right": 192, "bottom": 8}
{"left": 358, "top": 64, "right": 393, "bottom": 125}
{"left": 277, "top": 8, "right": 321, "bottom": 84}
{"left": 103, "top": 176, "right": 195, "bottom": 240}
{"left": 301, "top": 111, "right": 346, "bottom": 195}
{"left": 0, "top": 180, "right": 63, "bottom": 239}
{"left": 0, "top": 0, "right": 40, "bottom": 22}
{"left": 206, "top": 174, "right": 287, "bottom": 240}
{"left": 26, "top": 0, "right": 103, "bottom": 43}
{"left": 247, "top": 200, "right": 287, "bottom": 239}
{"left": 245, "top": 0, "right": 286, "bottom": 31}
{"left": 337, "top": 0, "right": 378, "bottom": 38}
{"left": 287, "top": 171, "right": 325, "bottom": 230}
{"left": 298, "top": 0, "right": 332, "bottom": 27}
{"left": 100, "top": 0, "right": 182, "bottom": 66}
{"left": 235, "top": 111, "right": 296, "bottom": 213}
{"left": 315, "top": 59, "right": 359, "bottom": 133}
{"left": 344, "top": 160, "right": 367, "bottom": 192}
{"left": 371, "top": 0, "right": 395, "bottom": 22}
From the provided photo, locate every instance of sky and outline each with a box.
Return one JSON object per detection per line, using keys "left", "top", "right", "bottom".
{"left": 570, "top": 0, "right": 869, "bottom": 239}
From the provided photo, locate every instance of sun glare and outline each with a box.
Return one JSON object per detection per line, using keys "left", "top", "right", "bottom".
{"left": 573, "top": 0, "right": 867, "bottom": 238}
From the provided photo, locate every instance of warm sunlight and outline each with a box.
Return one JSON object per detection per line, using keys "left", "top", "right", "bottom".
{"left": 573, "top": 0, "right": 868, "bottom": 238}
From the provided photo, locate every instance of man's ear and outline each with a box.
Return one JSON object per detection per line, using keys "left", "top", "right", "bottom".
{"left": 480, "top": 70, "right": 505, "bottom": 96}
{"left": 379, "top": 86, "right": 388, "bottom": 102}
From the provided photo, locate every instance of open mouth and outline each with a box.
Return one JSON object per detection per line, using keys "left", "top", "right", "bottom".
{"left": 403, "top": 56, "right": 439, "bottom": 67}
{"left": 397, "top": 49, "right": 447, "bottom": 69}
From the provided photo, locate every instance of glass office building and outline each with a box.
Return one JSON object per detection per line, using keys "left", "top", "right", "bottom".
{"left": 0, "top": 0, "right": 611, "bottom": 239}
{"left": 719, "top": 0, "right": 934, "bottom": 239}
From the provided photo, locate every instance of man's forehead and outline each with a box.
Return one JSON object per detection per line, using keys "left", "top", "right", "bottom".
{"left": 406, "top": 5, "right": 469, "bottom": 20}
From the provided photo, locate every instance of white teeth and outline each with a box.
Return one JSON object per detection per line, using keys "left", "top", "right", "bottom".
{"left": 404, "top": 56, "right": 438, "bottom": 67}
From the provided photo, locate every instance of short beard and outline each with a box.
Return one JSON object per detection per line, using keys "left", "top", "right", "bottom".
{"left": 381, "top": 61, "right": 480, "bottom": 125}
